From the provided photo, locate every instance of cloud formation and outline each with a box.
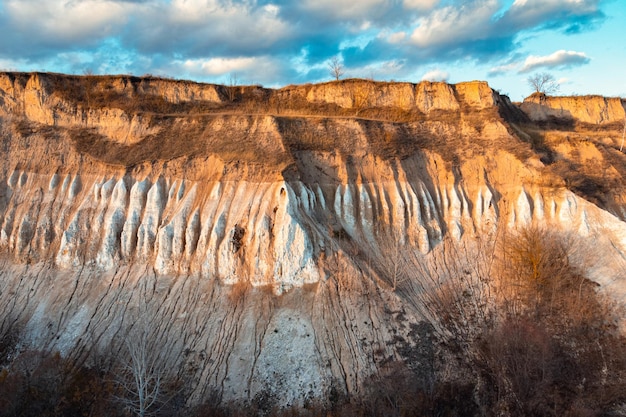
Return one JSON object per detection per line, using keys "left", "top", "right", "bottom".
{"left": 0, "top": 0, "right": 607, "bottom": 85}
{"left": 421, "top": 69, "right": 449, "bottom": 82}
{"left": 410, "top": 1, "right": 499, "bottom": 49}
{"left": 488, "top": 49, "right": 591, "bottom": 76}
{"left": 488, "top": 62, "right": 520, "bottom": 77}
{"left": 520, "top": 50, "right": 591, "bottom": 73}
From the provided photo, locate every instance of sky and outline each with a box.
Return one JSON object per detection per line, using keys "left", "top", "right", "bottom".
{"left": 0, "top": 0, "right": 624, "bottom": 100}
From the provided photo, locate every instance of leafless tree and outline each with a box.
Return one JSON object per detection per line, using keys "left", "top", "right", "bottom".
{"left": 328, "top": 56, "right": 345, "bottom": 81}
{"left": 378, "top": 234, "right": 410, "bottom": 291}
{"left": 114, "top": 304, "right": 180, "bottom": 417}
{"left": 527, "top": 72, "right": 560, "bottom": 95}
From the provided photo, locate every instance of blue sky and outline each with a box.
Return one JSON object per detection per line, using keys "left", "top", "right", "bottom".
{"left": 0, "top": 0, "right": 623, "bottom": 100}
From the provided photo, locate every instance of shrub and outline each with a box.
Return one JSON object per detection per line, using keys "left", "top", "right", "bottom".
{"left": 414, "top": 227, "right": 626, "bottom": 416}
{"left": 0, "top": 350, "right": 118, "bottom": 417}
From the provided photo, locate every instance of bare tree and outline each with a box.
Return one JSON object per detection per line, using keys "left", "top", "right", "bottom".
{"left": 328, "top": 56, "right": 345, "bottom": 81}
{"left": 527, "top": 72, "right": 560, "bottom": 95}
{"left": 377, "top": 233, "right": 411, "bottom": 291}
{"left": 114, "top": 305, "right": 180, "bottom": 417}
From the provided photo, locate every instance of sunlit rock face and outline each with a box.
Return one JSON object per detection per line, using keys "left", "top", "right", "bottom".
{"left": 520, "top": 92, "right": 626, "bottom": 124}
{"left": 1, "top": 72, "right": 626, "bottom": 407}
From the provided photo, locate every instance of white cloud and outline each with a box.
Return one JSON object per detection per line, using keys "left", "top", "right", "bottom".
{"left": 488, "top": 62, "right": 520, "bottom": 76}
{"left": 410, "top": 1, "right": 499, "bottom": 48}
{"left": 183, "top": 57, "right": 257, "bottom": 76}
{"left": 5, "top": 0, "right": 130, "bottom": 42}
{"left": 387, "top": 31, "right": 406, "bottom": 44}
{"left": 503, "top": 0, "right": 600, "bottom": 31}
{"left": 116, "top": 0, "right": 294, "bottom": 60}
{"left": 511, "top": 0, "right": 598, "bottom": 16}
{"left": 173, "top": 56, "right": 283, "bottom": 84}
{"left": 520, "top": 50, "right": 590, "bottom": 72}
{"left": 301, "top": 0, "right": 390, "bottom": 21}
{"left": 403, "top": 0, "right": 439, "bottom": 11}
{"left": 169, "top": 0, "right": 267, "bottom": 25}
{"left": 263, "top": 4, "right": 280, "bottom": 16}
{"left": 421, "top": 69, "right": 449, "bottom": 82}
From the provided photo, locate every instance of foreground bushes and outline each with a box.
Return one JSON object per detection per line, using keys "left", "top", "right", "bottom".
{"left": 0, "top": 227, "right": 625, "bottom": 417}
{"left": 0, "top": 351, "right": 118, "bottom": 417}
{"left": 409, "top": 227, "right": 626, "bottom": 417}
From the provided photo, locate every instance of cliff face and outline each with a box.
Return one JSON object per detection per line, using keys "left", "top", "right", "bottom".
{"left": 291, "top": 79, "right": 498, "bottom": 112}
{"left": 1, "top": 72, "right": 626, "bottom": 407}
{"left": 520, "top": 92, "right": 626, "bottom": 124}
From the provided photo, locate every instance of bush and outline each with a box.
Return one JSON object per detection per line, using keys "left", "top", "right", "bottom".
{"left": 417, "top": 227, "right": 626, "bottom": 416}
{"left": 0, "top": 350, "right": 118, "bottom": 417}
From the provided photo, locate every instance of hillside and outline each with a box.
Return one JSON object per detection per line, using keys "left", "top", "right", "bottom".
{"left": 1, "top": 72, "right": 626, "bottom": 415}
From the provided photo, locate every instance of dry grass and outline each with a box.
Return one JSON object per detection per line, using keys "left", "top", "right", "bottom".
{"left": 69, "top": 113, "right": 293, "bottom": 169}
{"left": 39, "top": 73, "right": 222, "bottom": 115}
{"left": 70, "top": 125, "right": 203, "bottom": 167}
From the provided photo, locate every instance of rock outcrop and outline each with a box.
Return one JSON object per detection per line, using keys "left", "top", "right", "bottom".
{"left": 279, "top": 79, "right": 499, "bottom": 113}
{"left": 520, "top": 92, "right": 626, "bottom": 124}
{"left": 0, "top": 73, "right": 224, "bottom": 144}
{"left": 1, "top": 72, "right": 625, "bottom": 407}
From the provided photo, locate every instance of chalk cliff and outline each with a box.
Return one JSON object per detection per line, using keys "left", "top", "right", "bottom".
{"left": 1, "top": 73, "right": 625, "bottom": 407}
